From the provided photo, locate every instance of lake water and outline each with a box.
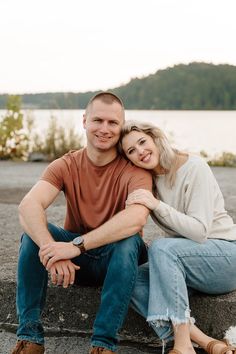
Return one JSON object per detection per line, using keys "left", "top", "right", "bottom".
{"left": 0, "top": 109, "right": 236, "bottom": 157}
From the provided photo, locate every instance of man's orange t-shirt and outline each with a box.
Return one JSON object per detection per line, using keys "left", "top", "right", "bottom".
{"left": 41, "top": 149, "right": 152, "bottom": 234}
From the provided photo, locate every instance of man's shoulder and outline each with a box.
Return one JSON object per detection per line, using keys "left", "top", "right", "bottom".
{"left": 119, "top": 156, "right": 149, "bottom": 172}
{"left": 52, "top": 149, "right": 84, "bottom": 167}
{"left": 62, "top": 149, "right": 84, "bottom": 162}
{"left": 44, "top": 149, "right": 84, "bottom": 175}
{"left": 117, "top": 156, "right": 152, "bottom": 179}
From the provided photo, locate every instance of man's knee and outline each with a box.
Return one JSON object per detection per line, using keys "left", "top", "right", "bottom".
{"left": 20, "top": 233, "right": 39, "bottom": 254}
{"left": 47, "top": 223, "right": 76, "bottom": 242}
{"left": 111, "top": 234, "right": 147, "bottom": 265}
{"left": 114, "top": 234, "right": 144, "bottom": 253}
{"left": 47, "top": 223, "right": 61, "bottom": 240}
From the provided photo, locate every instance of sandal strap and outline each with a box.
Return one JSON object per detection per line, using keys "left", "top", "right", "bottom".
{"left": 206, "top": 339, "right": 235, "bottom": 354}
{"left": 169, "top": 350, "right": 183, "bottom": 354}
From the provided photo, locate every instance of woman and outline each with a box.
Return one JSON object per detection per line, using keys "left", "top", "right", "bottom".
{"left": 120, "top": 120, "right": 236, "bottom": 354}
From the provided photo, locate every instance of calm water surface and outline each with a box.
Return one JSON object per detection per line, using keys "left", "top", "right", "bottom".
{"left": 1, "top": 110, "right": 236, "bottom": 156}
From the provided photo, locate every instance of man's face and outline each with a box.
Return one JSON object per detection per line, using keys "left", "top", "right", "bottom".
{"left": 83, "top": 99, "right": 124, "bottom": 152}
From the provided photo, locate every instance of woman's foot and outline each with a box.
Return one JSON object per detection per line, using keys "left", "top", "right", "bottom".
{"left": 172, "top": 323, "right": 197, "bottom": 354}
{"left": 190, "top": 324, "right": 235, "bottom": 354}
{"left": 205, "top": 339, "right": 235, "bottom": 354}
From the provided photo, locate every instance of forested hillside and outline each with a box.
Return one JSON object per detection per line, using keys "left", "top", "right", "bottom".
{"left": 1, "top": 62, "right": 236, "bottom": 109}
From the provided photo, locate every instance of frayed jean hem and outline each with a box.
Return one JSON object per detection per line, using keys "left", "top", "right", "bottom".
{"left": 147, "top": 306, "right": 195, "bottom": 328}
{"left": 147, "top": 309, "right": 195, "bottom": 345}
{"left": 91, "top": 340, "right": 117, "bottom": 352}
{"left": 147, "top": 314, "right": 195, "bottom": 327}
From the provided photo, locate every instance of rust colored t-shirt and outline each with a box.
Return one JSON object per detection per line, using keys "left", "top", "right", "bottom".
{"left": 41, "top": 149, "right": 152, "bottom": 234}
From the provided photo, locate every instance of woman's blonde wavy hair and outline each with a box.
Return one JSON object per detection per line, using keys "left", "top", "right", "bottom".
{"left": 119, "top": 120, "right": 181, "bottom": 187}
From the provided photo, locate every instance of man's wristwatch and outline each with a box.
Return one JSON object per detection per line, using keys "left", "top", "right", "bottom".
{"left": 72, "top": 236, "right": 86, "bottom": 254}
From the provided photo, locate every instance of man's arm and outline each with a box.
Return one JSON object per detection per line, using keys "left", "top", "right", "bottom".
{"left": 19, "top": 180, "right": 81, "bottom": 289}
{"left": 41, "top": 203, "right": 150, "bottom": 269}
{"left": 83, "top": 204, "right": 149, "bottom": 250}
{"left": 18, "top": 180, "right": 61, "bottom": 247}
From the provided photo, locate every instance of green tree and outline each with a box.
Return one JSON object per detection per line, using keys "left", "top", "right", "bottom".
{"left": 31, "top": 116, "right": 84, "bottom": 161}
{"left": 0, "top": 95, "right": 28, "bottom": 159}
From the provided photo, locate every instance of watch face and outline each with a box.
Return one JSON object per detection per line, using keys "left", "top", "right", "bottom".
{"left": 73, "top": 236, "right": 83, "bottom": 246}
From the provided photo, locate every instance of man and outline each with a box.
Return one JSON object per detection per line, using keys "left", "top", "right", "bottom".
{"left": 12, "top": 92, "right": 152, "bottom": 354}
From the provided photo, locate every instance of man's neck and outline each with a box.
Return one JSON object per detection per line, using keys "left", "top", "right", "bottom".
{"left": 86, "top": 147, "right": 118, "bottom": 166}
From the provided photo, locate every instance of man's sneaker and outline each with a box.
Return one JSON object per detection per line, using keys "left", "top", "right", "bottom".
{"left": 89, "top": 347, "right": 116, "bottom": 354}
{"left": 11, "top": 340, "right": 45, "bottom": 354}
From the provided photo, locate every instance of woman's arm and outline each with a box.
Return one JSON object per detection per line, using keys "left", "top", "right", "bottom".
{"left": 126, "top": 161, "right": 221, "bottom": 243}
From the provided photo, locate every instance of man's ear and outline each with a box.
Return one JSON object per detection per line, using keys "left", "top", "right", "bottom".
{"left": 83, "top": 114, "right": 87, "bottom": 129}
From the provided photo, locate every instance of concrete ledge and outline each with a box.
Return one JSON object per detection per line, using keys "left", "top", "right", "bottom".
{"left": 1, "top": 280, "right": 236, "bottom": 345}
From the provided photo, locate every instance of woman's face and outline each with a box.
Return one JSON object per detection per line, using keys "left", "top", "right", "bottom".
{"left": 122, "top": 130, "right": 160, "bottom": 170}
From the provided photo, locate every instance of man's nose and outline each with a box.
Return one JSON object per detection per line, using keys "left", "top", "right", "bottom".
{"left": 99, "top": 122, "right": 109, "bottom": 134}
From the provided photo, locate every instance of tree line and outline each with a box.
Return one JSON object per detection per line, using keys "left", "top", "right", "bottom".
{"left": 0, "top": 62, "right": 236, "bottom": 110}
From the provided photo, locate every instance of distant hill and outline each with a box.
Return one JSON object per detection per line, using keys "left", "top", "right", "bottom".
{"left": 1, "top": 62, "right": 236, "bottom": 109}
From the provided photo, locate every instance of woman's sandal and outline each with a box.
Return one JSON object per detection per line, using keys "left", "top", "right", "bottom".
{"left": 206, "top": 339, "right": 236, "bottom": 354}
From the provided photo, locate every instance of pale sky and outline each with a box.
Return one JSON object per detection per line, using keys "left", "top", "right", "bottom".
{"left": 0, "top": 0, "right": 236, "bottom": 94}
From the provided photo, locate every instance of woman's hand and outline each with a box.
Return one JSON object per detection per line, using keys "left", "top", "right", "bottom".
{"left": 39, "top": 241, "right": 80, "bottom": 270}
{"left": 126, "top": 189, "right": 160, "bottom": 210}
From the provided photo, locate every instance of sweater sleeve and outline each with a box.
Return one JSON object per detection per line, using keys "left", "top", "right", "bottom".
{"left": 152, "top": 160, "right": 218, "bottom": 243}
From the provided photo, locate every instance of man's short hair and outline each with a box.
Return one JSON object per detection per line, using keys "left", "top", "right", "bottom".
{"left": 85, "top": 92, "right": 124, "bottom": 116}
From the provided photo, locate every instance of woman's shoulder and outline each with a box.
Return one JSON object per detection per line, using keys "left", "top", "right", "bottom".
{"left": 187, "top": 154, "right": 207, "bottom": 166}
{"left": 183, "top": 154, "right": 212, "bottom": 177}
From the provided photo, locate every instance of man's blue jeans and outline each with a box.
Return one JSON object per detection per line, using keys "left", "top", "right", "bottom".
{"left": 16, "top": 223, "right": 147, "bottom": 352}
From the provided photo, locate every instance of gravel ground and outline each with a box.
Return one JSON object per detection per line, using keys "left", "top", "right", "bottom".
{"left": 0, "top": 329, "right": 167, "bottom": 354}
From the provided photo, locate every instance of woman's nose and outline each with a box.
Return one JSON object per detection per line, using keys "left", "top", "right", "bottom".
{"left": 137, "top": 147, "right": 144, "bottom": 155}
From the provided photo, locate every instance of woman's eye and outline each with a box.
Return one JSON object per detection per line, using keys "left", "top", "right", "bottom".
{"left": 140, "top": 139, "right": 146, "bottom": 145}
{"left": 127, "top": 149, "right": 134, "bottom": 155}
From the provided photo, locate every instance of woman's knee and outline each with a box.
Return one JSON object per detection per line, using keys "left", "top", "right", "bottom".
{"left": 148, "top": 238, "right": 180, "bottom": 258}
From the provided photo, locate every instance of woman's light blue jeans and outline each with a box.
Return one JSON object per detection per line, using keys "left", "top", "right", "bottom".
{"left": 16, "top": 223, "right": 147, "bottom": 352}
{"left": 131, "top": 237, "right": 236, "bottom": 342}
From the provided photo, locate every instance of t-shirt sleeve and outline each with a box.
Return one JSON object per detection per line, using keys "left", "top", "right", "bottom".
{"left": 40, "top": 158, "right": 65, "bottom": 191}
{"left": 127, "top": 167, "right": 152, "bottom": 194}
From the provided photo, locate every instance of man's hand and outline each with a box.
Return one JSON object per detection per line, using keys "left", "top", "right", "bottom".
{"left": 48, "top": 259, "right": 80, "bottom": 288}
{"left": 39, "top": 241, "right": 80, "bottom": 269}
